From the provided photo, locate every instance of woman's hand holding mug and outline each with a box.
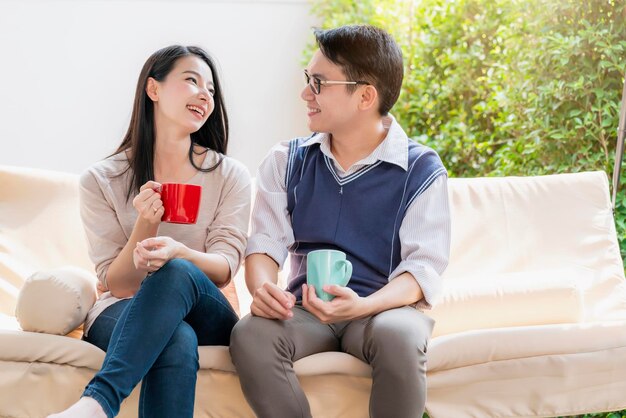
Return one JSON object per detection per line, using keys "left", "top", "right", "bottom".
{"left": 132, "top": 181, "right": 164, "bottom": 225}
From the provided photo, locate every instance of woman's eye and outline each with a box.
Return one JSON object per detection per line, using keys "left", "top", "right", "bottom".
{"left": 208, "top": 89, "right": 215, "bottom": 96}
{"left": 186, "top": 77, "right": 197, "bottom": 84}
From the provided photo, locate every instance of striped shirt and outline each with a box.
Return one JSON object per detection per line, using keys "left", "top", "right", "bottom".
{"left": 246, "top": 115, "right": 451, "bottom": 309}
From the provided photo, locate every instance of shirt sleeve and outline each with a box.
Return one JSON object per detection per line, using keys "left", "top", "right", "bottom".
{"left": 204, "top": 161, "right": 252, "bottom": 281}
{"left": 244, "top": 140, "right": 294, "bottom": 269}
{"left": 388, "top": 174, "right": 451, "bottom": 310}
{"left": 78, "top": 169, "right": 126, "bottom": 289}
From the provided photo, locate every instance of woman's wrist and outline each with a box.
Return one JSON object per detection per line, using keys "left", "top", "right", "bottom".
{"left": 133, "top": 216, "right": 159, "bottom": 236}
{"left": 174, "top": 242, "right": 191, "bottom": 260}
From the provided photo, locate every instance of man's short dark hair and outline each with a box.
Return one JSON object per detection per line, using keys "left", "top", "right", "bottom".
{"left": 314, "top": 25, "right": 403, "bottom": 116}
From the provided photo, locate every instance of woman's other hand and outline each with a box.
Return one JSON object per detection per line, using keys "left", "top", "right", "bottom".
{"left": 133, "top": 236, "right": 185, "bottom": 273}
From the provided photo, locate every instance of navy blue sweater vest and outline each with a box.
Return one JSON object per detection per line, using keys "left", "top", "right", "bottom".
{"left": 285, "top": 137, "right": 446, "bottom": 300}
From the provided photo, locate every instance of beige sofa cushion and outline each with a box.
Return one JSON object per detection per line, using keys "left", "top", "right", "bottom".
{"left": 0, "top": 166, "right": 93, "bottom": 317}
{"left": 429, "top": 267, "right": 588, "bottom": 337}
{"left": 15, "top": 267, "right": 97, "bottom": 335}
{"left": 445, "top": 172, "right": 626, "bottom": 323}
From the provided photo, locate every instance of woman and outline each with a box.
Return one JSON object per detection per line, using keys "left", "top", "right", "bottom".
{"left": 49, "top": 45, "right": 250, "bottom": 418}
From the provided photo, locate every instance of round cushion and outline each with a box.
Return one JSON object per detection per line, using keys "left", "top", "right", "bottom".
{"left": 15, "top": 266, "right": 97, "bottom": 335}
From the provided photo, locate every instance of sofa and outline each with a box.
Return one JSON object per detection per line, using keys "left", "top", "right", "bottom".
{"left": 2, "top": 164, "right": 626, "bottom": 418}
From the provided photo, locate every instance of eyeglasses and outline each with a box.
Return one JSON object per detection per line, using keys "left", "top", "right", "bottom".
{"left": 303, "top": 70, "right": 369, "bottom": 95}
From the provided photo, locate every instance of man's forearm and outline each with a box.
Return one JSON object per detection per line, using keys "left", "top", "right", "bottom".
{"left": 364, "top": 272, "right": 424, "bottom": 316}
{"left": 244, "top": 253, "right": 280, "bottom": 294}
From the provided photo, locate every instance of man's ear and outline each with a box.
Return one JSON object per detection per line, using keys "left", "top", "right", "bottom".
{"left": 358, "top": 85, "right": 379, "bottom": 112}
{"left": 146, "top": 77, "right": 159, "bottom": 102}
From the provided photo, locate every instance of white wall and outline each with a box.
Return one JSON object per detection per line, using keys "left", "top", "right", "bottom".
{"left": 0, "top": 0, "right": 317, "bottom": 175}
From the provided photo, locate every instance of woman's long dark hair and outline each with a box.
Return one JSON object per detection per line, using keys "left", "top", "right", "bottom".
{"left": 113, "top": 45, "right": 229, "bottom": 200}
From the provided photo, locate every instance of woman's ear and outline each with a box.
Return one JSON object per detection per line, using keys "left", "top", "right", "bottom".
{"left": 358, "top": 85, "right": 379, "bottom": 112}
{"left": 146, "top": 77, "right": 159, "bottom": 102}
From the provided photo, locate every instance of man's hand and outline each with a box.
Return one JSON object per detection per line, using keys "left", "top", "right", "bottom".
{"left": 302, "top": 283, "right": 372, "bottom": 323}
{"left": 251, "top": 281, "right": 296, "bottom": 320}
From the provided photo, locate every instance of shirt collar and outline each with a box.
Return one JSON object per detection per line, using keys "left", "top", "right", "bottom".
{"left": 299, "top": 114, "right": 409, "bottom": 171}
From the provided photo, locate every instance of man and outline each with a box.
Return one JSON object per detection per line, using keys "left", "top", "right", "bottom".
{"left": 230, "top": 24, "right": 450, "bottom": 418}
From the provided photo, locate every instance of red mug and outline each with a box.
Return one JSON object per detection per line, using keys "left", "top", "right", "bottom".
{"left": 159, "top": 183, "right": 202, "bottom": 224}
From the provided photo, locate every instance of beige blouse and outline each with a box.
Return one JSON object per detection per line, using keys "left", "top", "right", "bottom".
{"left": 79, "top": 149, "right": 251, "bottom": 335}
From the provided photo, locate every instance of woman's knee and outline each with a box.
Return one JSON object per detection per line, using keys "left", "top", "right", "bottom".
{"left": 158, "top": 258, "right": 199, "bottom": 277}
{"left": 144, "top": 258, "right": 207, "bottom": 290}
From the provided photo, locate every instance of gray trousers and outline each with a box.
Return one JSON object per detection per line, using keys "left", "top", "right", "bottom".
{"left": 230, "top": 305, "right": 434, "bottom": 418}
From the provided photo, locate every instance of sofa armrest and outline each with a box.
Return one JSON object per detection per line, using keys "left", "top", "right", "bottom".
{"left": 15, "top": 266, "right": 97, "bottom": 336}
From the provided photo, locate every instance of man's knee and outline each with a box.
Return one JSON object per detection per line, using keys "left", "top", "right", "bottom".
{"left": 367, "top": 308, "right": 433, "bottom": 357}
{"left": 230, "top": 315, "right": 289, "bottom": 366}
{"left": 231, "top": 315, "right": 272, "bottom": 350}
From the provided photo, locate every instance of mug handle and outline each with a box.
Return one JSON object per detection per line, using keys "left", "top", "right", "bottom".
{"left": 335, "top": 260, "right": 353, "bottom": 287}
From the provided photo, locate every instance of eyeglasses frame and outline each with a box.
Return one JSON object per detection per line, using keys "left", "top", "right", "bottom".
{"left": 304, "top": 70, "right": 370, "bottom": 95}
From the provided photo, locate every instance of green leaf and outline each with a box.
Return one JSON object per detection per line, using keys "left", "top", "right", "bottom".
{"left": 308, "top": 0, "right": 626, "bottom": 264}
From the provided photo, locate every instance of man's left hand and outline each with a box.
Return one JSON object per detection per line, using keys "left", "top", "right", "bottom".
{"left": 302, "top": 283, "right": 372, "bottom": 323}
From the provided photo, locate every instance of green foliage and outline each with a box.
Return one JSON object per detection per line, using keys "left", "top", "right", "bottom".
{"left": 308, "top": 0, "right": 626, "bottom": 262}
{"left": 560, "top": 413, "right": 626, "bottom": 418}
{"left": 309, "top": 2, "right": 626, "bottom": 415}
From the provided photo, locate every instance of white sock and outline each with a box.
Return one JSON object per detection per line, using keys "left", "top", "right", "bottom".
{"left": 46, "top": 396, "right": 107, "bottom": 418}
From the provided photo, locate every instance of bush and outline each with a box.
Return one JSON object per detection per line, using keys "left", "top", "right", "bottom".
{"left": 308, "top": 0, "right": 626, "bottom": 261}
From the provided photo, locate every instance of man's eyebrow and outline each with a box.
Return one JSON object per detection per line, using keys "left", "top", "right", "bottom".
{"left": 310, "top": 72, "right": 328, "bottom": 80}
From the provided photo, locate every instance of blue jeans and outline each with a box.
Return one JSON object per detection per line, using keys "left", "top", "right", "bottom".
{"left": 83, "top": 259, "right": 238, "bottom": 418}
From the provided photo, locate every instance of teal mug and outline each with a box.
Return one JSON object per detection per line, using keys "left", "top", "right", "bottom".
{"left": 306, "top": 250, "right": 353, "bottom": 301}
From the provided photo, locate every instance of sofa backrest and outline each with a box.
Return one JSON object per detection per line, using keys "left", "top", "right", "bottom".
{"left": 3, "top": 166, "right": 625, "bottom": 328}
{"left": 431, "top": 171, "right": 626, "bottom": 333}
{"left": 0, "top": 166, "right": 92, "bottom": 316}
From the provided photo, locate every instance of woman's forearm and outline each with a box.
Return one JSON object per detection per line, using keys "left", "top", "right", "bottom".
{"left": 105, "top": 220, "right": 158, "bottom": 298}
{"left": 175, "top": 245, "right": 232, "bottom": 286}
